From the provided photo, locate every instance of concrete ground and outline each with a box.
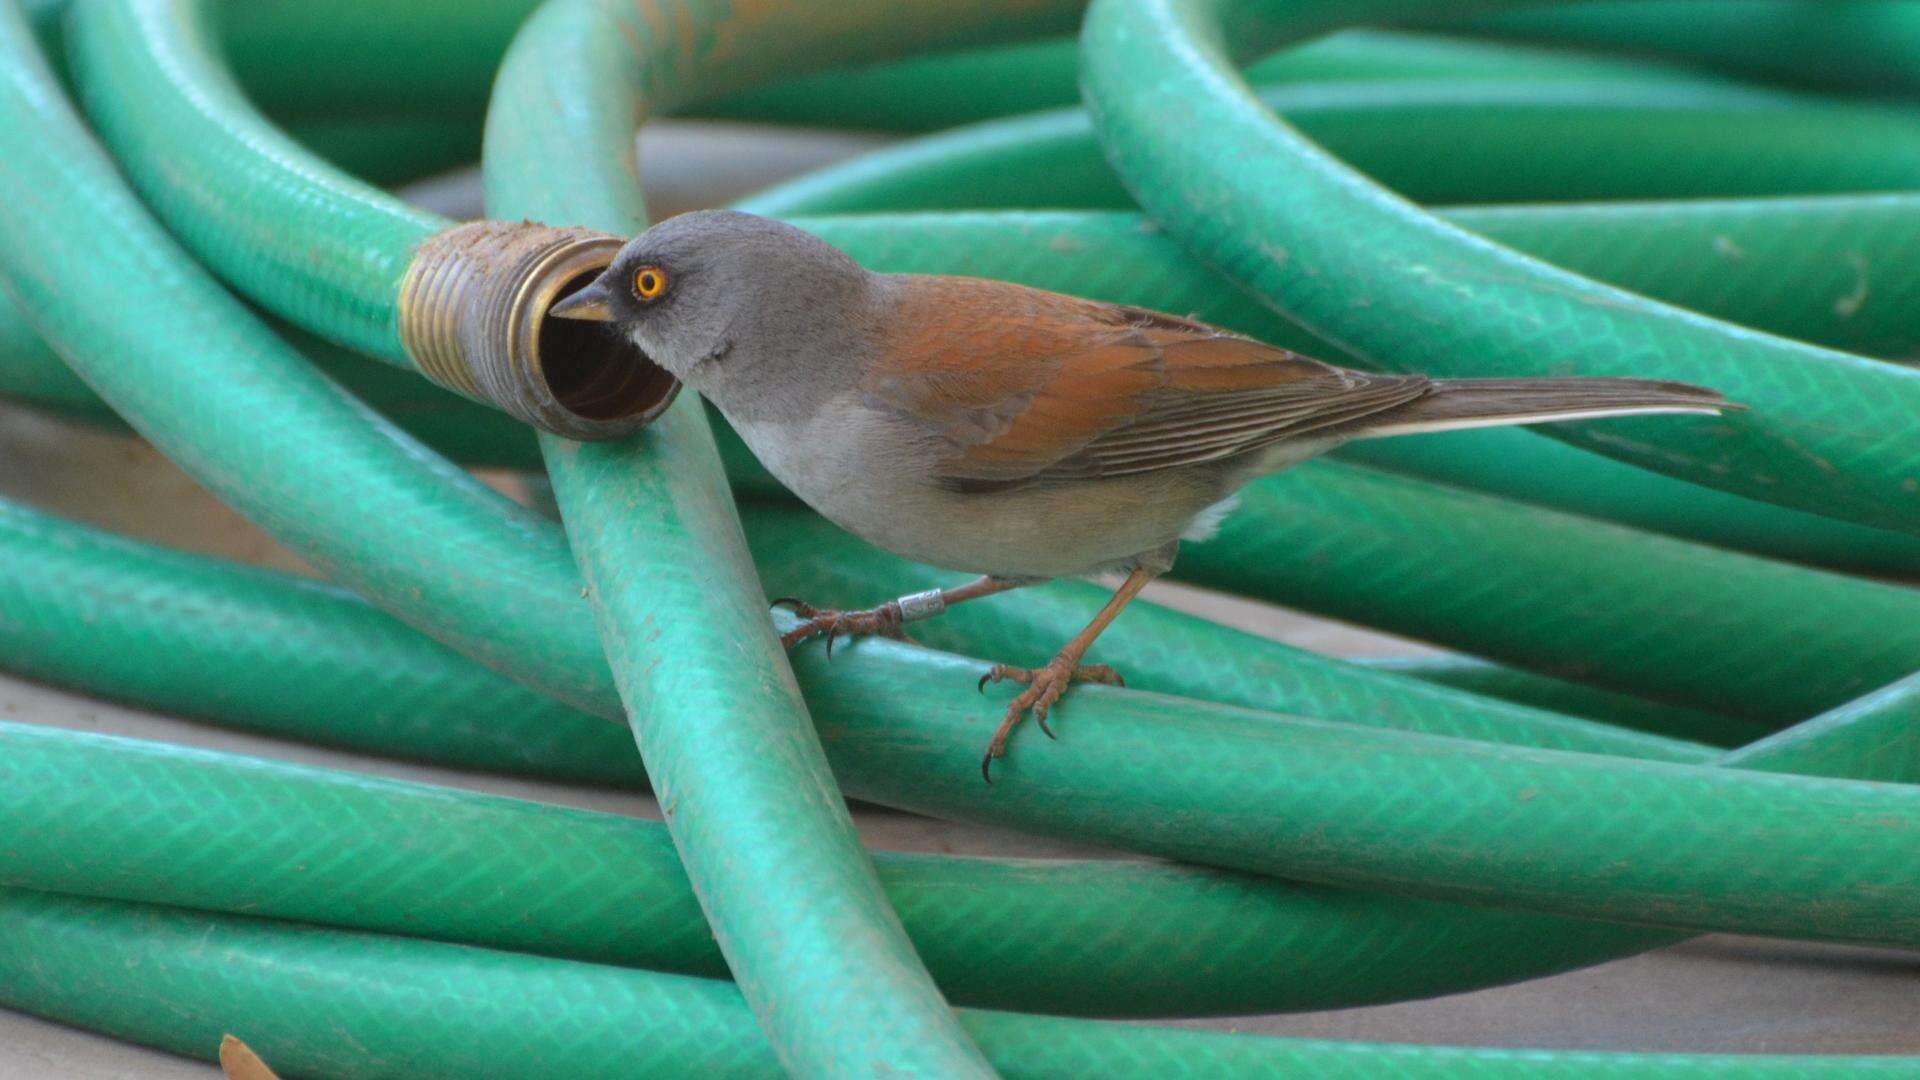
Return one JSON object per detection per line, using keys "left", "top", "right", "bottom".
{"left": 2, "top": 124, "right": 1915, "bottom": 1074}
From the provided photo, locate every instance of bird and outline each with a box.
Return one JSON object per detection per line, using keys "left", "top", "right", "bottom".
{"left": 552, "top": 209, "right": 1737, "bottom": 780}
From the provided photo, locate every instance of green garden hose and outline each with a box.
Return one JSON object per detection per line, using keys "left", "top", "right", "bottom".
{"left": 733, "top": 110, "right": 1920, "bottom": 573}
{"left": 17, "top": 609, "right": 1920, "bottom": 949}
{"left": 7, "top": 889, "right": 1914, "bottom": 1080}
{"left": 479, "top": 0, "right": 1008, "bottom": 1064}
{"left": 0, "top": 717, "right": 1668, "bottom": 1019}
{"left": 0, "top": 619, "right": 1914, "bottom": 1014}
{"left": 1080, "top": 0, "right": 1920, "bottom": 536}
{"left": 742, "top": 78, "right": 1920, "bottom": 211}
{"left": 700, "top": 28, "right": 1700, "bottom": 134}
{"left": 1462, "top": 2, "right": 1920, "bottom": 99}
{"left": 2, "top": 0, "right": 1919, "bottom": 1073}
{"left": 741, "top": 109, "right": 1920, "bottom": 370}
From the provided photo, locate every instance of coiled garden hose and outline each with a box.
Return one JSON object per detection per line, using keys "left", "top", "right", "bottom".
{"left": 1081, "top": 0, "right": 1920, "bottom": 536}
{"left": 0, "top": 0, "right": 1918, "bottom": 1074}
{"left": 742, "top": 78, "right": 1920, "bottom": 211}
{"left": 11, "top": 888, "right": 1916, "bottom": 1080}
{"left": 1461, "top": 2, "right": 1920, "bottom": 99}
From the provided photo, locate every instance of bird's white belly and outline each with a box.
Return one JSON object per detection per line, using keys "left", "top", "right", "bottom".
{"left": 728, "top": 400, "right": 1228, "bottom": 580}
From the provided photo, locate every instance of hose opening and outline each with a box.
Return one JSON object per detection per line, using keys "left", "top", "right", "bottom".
{"left": 399, "top": 220, "right": 680, "bottom": 441}
{"left": 539, "top": 271, "right": 679, "bottom": 423}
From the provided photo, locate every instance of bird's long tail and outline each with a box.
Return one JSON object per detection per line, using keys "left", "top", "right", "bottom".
{"left": 1353, "top": 377, "right": 1737, "bottom": 438}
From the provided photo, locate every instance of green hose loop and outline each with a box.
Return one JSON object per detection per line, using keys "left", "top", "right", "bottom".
{"left": 1724, "top": 672, "right": 1920, "bottom": 787}
{"left": 1080, "top": 0, "right": 1920, "bottom": 536}
{"left": 7, "top": 889, "right": 1913, "bottom": 1079}
{"left": 0, "top": 483, "right": 1722, "bottom": 763}
{"left": 1462, "top": 2, "right": 1920, "bottom": 99}
{"left": 1176, "top": 460, "right": 1920, "bottom": 722}
{"left": 8, "top": 492, "right": 1920, "bottom": 957}
{"left": 3, "top": 6, "right": 613, "bottom": 720}
{"left": 0, "top": 497, "right": 638, "bottom": 784}
{"left": 480, "top": 0, "right": 1096, "bottom": 1071}
{"left": 743, "top": 104, "right": 1920, "bottom": 367}
{"left": 701, "top": 28, "right": 1706, "bottom": 134}
{"left": 0, "top": 644, "right": 1917, "bottom": 1050}
{"left": 66, "top": 0, "right": 442, "bottom": 366}
{"left": 15, "top": 2, "right": 1781, "bottom": 926}
{"left": 0, "top": 718, "right": 1660, "bottom": 1018}
{"left": 743, "top": 77, "right": 1920, "bottom": 213}
{"left": 1338, "top": 655, "right": 1755, "bottom": 748}
{"left": 0, "top": 484, "right": 1722, "bottom": 780}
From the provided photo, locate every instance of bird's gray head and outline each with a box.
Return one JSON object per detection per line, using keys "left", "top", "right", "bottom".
{"left": 549, "top": 210, "right": 874, "bottom": 414}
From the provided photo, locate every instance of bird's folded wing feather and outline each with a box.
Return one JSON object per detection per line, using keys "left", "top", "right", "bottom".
{"left": 864, "top": 277, "right": 1429, "bottom": 490}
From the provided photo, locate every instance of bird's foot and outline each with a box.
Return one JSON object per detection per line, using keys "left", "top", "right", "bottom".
{"left": 977, "top": 658, "right": 1125, "bottom": 781}
{"left": 773, "top": 598, "right": 909, "bottom": 654}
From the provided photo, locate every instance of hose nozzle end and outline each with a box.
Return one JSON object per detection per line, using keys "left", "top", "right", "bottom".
{"left": 399, "top": 220, "right": 680, "bottom": 441}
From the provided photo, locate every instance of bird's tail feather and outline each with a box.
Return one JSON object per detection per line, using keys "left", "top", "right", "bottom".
{"left": 1353, "top": 377, "right": 1737, "bottom": 438}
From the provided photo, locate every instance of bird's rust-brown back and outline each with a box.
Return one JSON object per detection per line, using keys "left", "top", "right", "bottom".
{"left": 865, "top": 275, "right": 1427, "bottom": 489}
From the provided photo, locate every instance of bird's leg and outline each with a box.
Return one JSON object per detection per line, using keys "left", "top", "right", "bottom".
{"left": 979, "top": 565, "right": 1157, "bottom": 781}
{"left": 774, "top": 576, "right": 1024, "bottom": 654}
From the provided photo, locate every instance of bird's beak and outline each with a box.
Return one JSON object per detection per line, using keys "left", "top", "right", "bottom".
{"left": 549, "top": 281, "right": 614, "bottom": 322}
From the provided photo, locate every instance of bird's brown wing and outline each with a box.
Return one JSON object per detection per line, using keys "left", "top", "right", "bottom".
{"left": 865, "top": 277, "right": 1428, "bottom": 491}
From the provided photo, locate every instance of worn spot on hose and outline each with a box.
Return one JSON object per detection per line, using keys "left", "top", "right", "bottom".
{"left": 1834, "top": 252, "right": 1869, "bottom": 319}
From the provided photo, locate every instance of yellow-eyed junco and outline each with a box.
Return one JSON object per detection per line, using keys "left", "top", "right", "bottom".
{"left": 554, "top": 210, "right": 1734, "bottom": 779}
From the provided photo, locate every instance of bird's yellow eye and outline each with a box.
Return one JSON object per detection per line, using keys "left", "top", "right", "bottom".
{"left": 633, "top": 266, "right": 667, "bottom": 301}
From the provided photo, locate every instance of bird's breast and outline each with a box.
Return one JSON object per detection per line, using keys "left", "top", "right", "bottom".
{"left": 728, "top": 397, "right": 1233, "bottom": 580}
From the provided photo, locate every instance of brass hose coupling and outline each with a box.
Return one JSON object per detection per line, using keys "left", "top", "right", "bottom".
{"left": 398, "top": 220, "right": 680, "bottom": 441}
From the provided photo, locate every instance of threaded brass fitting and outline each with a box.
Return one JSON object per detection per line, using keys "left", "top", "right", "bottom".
{"left": 398, "top": 220, "right": 679, "bottom": 441}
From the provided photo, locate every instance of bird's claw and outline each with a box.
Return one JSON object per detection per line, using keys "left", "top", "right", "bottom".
{"left": 977, "top": 659, "right": 1125, "bottom": 782}
{"left": 775, "top": 600, "right": 909, "bottom": 652}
